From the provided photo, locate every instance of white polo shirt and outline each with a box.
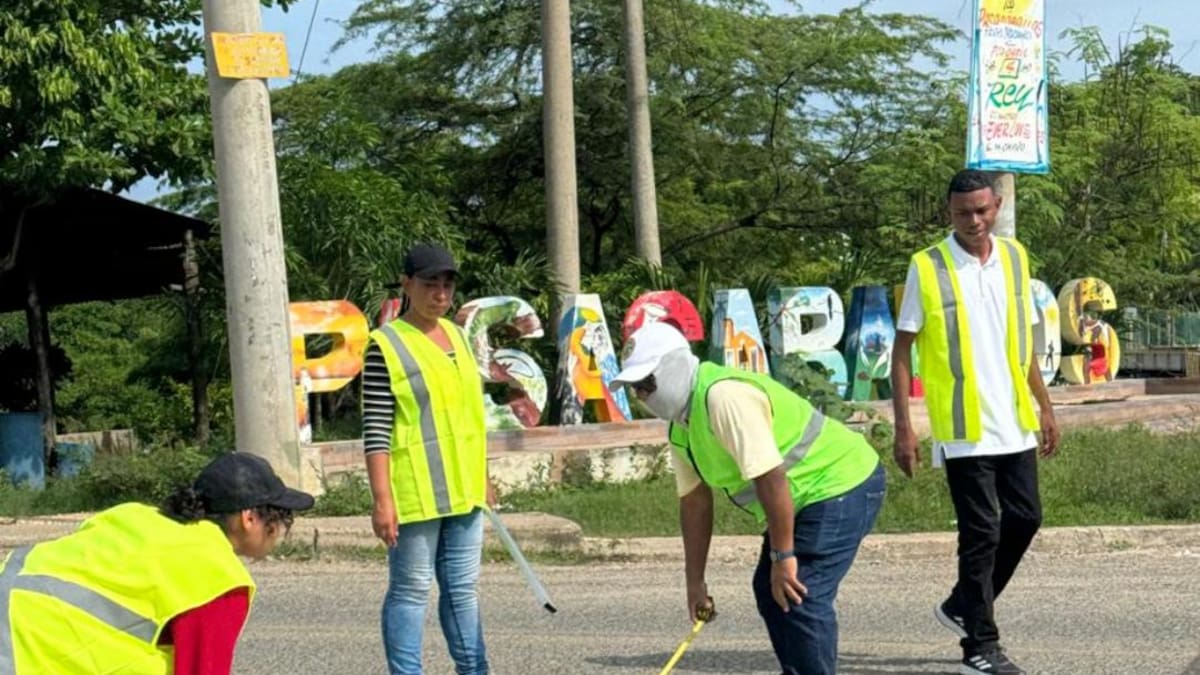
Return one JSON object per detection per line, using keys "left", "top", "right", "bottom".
{"left": 897, "top": 234, "right": 1038, "bottom": 462}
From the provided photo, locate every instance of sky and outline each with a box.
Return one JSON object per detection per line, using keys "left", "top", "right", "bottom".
{"left": 260, "top": 0, "right": 1200, "bottom": 84}
{"left": 125, "top": 0, "right": 1199, "bottom": 203}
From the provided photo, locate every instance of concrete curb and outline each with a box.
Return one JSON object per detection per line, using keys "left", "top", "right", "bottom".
{"left": 0, "top": 511, "right": 584, "bottom": 557}
{"left": 580, "top": 524, "right": 1200, "bottom": 564}
{"left": 3, "top": 512, "right": 1197, "bottom": 562}
{"left": 289, "top": 512, "right": 584, "bottom": 554}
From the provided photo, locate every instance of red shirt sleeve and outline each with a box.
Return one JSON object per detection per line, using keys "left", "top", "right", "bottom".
{"left": 159, "top": 587, "right": 251, "bottom": 675}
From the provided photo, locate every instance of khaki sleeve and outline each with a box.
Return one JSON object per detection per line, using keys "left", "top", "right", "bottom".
{"left": 668, "top": 448, "right": 703, "bottom": 497}
{"left": 706, "top": 380, "right": 782, "bottom": 480}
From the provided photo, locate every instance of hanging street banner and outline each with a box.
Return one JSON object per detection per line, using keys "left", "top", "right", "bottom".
{"left": 965, "top": 0, "right": 1049, "bottom": 173}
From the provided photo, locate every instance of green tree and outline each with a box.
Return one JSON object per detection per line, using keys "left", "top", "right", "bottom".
{"left": 1021, "top": 25, "right": 1200, "bottom": 307}
{"left": 49, "top": 300, "right": 204, "bottom": 444}
{"left": 0, "top": 0, "right": 291, "bottom": 230}
{"left": 337, "top": 0, "right": 963, "bottom": 293}
{"left": 0, "top": 0, "right": 292, "bottom": 451}
{"left": 271, "top": 69, "right": 457, "bottom": 311}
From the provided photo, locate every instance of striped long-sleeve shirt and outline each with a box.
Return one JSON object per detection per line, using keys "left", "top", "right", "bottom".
{"left": 361, "top": 343, "right": 394, "bottom": 455}
{"left": 361, "top": 341, "right": 456, "bottom": 455}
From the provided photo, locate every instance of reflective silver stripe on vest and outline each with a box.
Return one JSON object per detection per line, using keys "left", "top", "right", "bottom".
{"left": 731, "top": 411, "right": 826, "bottom": 508}
{"left": 928, "top": 247, "right": 968, "bottom": 439}
{"left": 999, "top": 240, "right": 1029, "bottom": 366}
{"left": 379, "top": 324, "right": 452, "bottom": 514}
{"left": 0, "top": 546, "right": 158, "bottom": 671}
{"left": 0, "top": 546, "right": 30, "bottom": 672}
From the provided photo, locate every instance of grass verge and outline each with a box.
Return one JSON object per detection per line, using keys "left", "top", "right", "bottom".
{"left": 500, "top": 424, "right": 1200, "bottom": 537}
{"left": 4, "top": 425, "right": 1198, "bottom": 541}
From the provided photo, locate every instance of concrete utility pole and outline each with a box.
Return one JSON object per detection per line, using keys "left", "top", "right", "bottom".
{"left": 542, "top": 0, "right": 581, "bottom": 313}
{"left": 201, "top": 0, "right": 301, "bottom": 485}
{"left": 621, "top": 0, "right": 661, "bottom": 266}
{"left": 993, "top": 172, "right": 1016, "bottom": 238}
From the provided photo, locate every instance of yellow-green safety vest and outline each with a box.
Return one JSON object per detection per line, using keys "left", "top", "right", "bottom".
{"left": 911, "top": 237, "right": 1040, "bottom": 442}
{"left": 668, "top": 363, "right": 880, "bottom": 522}
{"left": 369, "top": 317, "right": 487, "bottom": 523}
{"left": 0, "top": 503, "right": 254, "bottom": 674}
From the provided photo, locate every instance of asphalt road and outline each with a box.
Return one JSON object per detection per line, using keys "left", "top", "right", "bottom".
{"left": 235, "top": 549, "right": 1200, "bottom": 674}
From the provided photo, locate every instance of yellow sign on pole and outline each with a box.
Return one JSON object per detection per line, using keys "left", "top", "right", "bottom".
{"left": 211, "top": 32, "right": 290, "bottom": 79}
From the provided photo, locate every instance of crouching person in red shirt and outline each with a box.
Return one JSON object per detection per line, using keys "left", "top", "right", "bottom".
{"left": 0, "top": 452, "right": 314, "bottom": 674}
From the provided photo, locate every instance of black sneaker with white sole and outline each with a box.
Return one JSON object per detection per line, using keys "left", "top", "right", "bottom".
{"left": 934, "top": 599, "right": 968, "bottom": 639}
{"left": 961, "top": 648, "right": 1025, "bottom": 675}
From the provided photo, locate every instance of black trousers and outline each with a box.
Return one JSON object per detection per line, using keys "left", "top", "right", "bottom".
{"left": 944, "top": 448, "right": 1042, "bottom": 655}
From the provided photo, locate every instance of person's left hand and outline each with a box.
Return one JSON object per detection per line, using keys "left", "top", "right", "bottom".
{"left": 486, "top": 479, "right": 498, "bottom": 509}
{"left": 1039, "top": 409, "right": 1060, "bottom": 459}
{"left": 770, "top": 557, "right": 807, "bottom": 612}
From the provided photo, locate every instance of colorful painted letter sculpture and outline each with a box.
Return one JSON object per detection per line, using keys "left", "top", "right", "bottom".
{"left": 622, "top": 290, "right": 705, "bottom": 342}
{"left": 843, "top": 287, "right": 895, "bottom": 401}
{"left": 455, "top": 296, "right": 548, "bottom": 430}
{"left": 287, "top": 273, "right": 1119, "bottom": 439}
{"left": 555, "top": 294, "right": 632, "bottom": 424}
{"left": 1058, "top": 277, "right": 1120, "bottom": 384}
{"left": 378, "top": 298, "right": 402, "bottom": 327}
{"left": 709, "top": 289, "right": 770, "bottom": 374}
{"left": 288, "top": 301, "right": 370, "bottom": 443}
{"left": 1031, "top": 279, "right": 1062, "bottom": 382}
{"left": 767, "top": 287, "right": 849, "bottom": 396}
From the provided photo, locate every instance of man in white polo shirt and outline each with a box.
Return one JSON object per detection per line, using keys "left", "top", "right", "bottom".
{"left": 891, "top": 169, "right": 1060, "bottom": 675}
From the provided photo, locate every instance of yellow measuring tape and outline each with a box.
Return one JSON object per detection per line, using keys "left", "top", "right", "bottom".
{"left": 658, "top": 601, "right": 714, "bottom": 675}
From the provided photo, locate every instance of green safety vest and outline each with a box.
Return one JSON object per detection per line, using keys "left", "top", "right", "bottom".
{"left": 911, "top": 237, "right": 1039, "bottom": 442}
{"left": 668, "top": 363, "right": 880, "bottom": 522}
{"left": 370, "top": 317, "right": 487, "bottom": 523}
{"left": 0, "top": 503, "right": 254, "bottom": 674}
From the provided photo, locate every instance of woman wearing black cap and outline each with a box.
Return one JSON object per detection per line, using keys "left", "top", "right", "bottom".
{"left": 362, "top": 242, "right": 495, "bottom": 674}
{"left": 0, "top": 452, "right": 314, "bottom": 674}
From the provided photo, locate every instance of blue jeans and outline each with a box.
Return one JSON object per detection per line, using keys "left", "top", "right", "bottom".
{"left": 752, "top": 462, "right": 886, "bottom": 675}
{"left": 382, "top": 508, "right": 488, "bottom": 675}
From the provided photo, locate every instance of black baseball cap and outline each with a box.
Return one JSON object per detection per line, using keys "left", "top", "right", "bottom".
{"left": 406, "top": 243, "right": 458, "bottom": 278}
{"left": 194, "top": 453, "right": 315, "bottom": 514}
{"left": 385, "top": 243, "right": 459, "bottom": 289}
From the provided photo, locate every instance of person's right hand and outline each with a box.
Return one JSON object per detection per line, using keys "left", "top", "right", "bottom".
{"left": 686, "top": 581, "right": 716, "bottom": 623}
{"left": 372, "top": 499, "right": 398, "bottom": 547}
{"left": 893, "top": 426, "right": 921, "bottom": 478}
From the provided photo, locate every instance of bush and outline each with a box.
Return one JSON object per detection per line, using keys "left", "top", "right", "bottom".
{"left": 75, "top": 446, "right": 217, "bottom": 510}
{"left": 0, "top": 470, "right": 39, "bottom": 515}
{"left": 310, "top": 473, "right": 374, "bottom": 516}
{"left": 0, "top": 446, "right": 217, "bottom": 517}
{"left": 774, "top": 354, "right": 860, "bottom": 422}
{"left": 775, "top": 354, "right": 894, "bottom": 451}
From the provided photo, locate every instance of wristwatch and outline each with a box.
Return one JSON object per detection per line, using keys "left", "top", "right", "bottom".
{"left": 769, "top": 548, "right": 796, "bottom": 562}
